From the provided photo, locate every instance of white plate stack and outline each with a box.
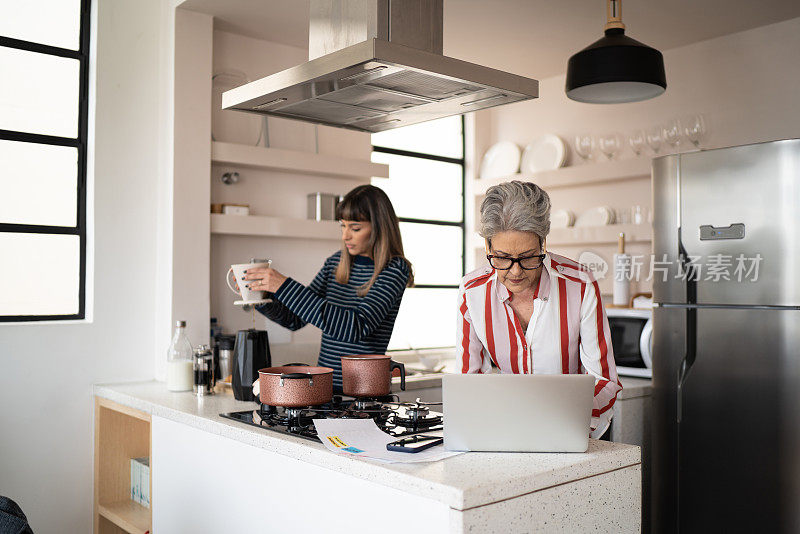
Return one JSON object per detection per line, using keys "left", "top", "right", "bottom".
{"left": 479, "top": 141, "right": 521, "bottom": 180}
{"left": 520, "top": 135, "right": 567, "bottom": 174}
{"left": 550, "top": 209, "right": 575, "bottom": 228}
{"left": 574, "top": 206, "right": 615, "bottom": 227}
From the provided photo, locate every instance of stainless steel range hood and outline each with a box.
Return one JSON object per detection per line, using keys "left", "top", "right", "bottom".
{"left": 222, "top": 0, "right": 539, "bottom": 133}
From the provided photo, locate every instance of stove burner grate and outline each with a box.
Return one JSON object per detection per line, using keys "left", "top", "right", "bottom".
{"left": 220, "top": 394, "right": 443, "bottom": 443}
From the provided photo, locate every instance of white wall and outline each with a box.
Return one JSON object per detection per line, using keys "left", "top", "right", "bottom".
{"left": 471, "top": 17, "right": 800, "bottom": 296}
{"left": 208, "top": 30, "right": 372, "bottom": 362}
{"left": 0, "top": 1, "right": 172, "bottom": 531}
{"left": 479, "top": 16, "right": 800, "bottom": 157}
{"left": 167, "top": 8, "right": 213, "bottom": 363}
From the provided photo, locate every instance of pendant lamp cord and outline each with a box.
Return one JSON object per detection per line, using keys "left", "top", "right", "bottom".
{"left": 605, "top": 0, "right": 626, "bottom": 31}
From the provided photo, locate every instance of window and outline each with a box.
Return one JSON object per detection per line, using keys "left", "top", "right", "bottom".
{"left": 0, "top": 0, "right": 90, "bottom": 321}
{"left": 371, "top": 116, "right": 465, "bottom": 349}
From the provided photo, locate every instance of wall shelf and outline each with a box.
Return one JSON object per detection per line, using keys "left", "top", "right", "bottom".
{"left": 211, "top": 141, "right": 388, "bottom": 180}
{"left": 470, "top": 223, "right": 652, "bottom": 249}
{"left": 97, "top": 501, "right": 150, "bottom": 534}
{"left": 473, "top": 158, "right": 651, "bottom": 195}
{"left": 547, "top": 223, "right": 652, "bottom": 246}
{"left": 210, "top": 213, "right": 341, "bottom": 240}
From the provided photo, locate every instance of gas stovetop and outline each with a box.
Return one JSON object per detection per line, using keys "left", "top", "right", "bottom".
{"left": 220, "top": 395, "right": 443, "bottom": 443}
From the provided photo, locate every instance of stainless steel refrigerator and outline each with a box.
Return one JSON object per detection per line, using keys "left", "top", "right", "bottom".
{"left": 652, "top": 139, "right": 800, "bottom": 533}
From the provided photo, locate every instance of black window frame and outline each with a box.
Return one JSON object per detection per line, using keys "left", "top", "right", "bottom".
{"left": 0, "top": 0, "right": 91, "bottom": 322}
{"left": 372, "top": 116, "right": 466, "bottom": 348}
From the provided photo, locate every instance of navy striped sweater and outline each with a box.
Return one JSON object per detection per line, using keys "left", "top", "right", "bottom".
{"left": 257, "top": 251, "right": 410, "bottom": 387}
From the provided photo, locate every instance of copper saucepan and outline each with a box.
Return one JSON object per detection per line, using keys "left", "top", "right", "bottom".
{"left": 341, "top": 354, "right": 406, "bottom": 397}
{"left": 257, "top": 364, "right": 333, "bottom": 407}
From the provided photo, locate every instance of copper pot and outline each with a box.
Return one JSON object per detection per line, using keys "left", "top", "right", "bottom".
{"left": 257, "top": 365, "right": 333, "bottom": 407}
{"left": 341, "top": 355, "right": 406, "bottom": 397}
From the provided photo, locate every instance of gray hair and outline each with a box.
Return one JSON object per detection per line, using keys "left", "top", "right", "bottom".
{"left": 479, "top": 180, "right": 551, "bottom": 244}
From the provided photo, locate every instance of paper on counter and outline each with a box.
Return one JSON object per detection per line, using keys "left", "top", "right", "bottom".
{"left": 313, "top": 418, "right": 462, "bottom": 464}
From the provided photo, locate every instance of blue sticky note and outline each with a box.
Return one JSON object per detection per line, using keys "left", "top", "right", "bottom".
{"left": 341, "top": 446, "right": 364, "bottom": 454}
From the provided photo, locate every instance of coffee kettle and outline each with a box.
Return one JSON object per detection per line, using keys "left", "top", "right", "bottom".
{"left": 231, "top": 329, "right": 271, "bottom": 402}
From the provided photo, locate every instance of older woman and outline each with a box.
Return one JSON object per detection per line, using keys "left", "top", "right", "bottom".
{"left": 457, "top": 181, "right": 622, "bottom": 437}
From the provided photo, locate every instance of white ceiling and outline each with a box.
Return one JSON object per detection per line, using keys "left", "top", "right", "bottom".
{"left": 180, "top": 0, "right": 800, "bottom": 79}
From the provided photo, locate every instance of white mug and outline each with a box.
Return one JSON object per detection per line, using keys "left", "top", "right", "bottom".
{"left": 226, "top": 261, "right": 272, "bottom": 304}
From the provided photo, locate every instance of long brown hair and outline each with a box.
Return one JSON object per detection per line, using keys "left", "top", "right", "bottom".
{"left": 335, "top": 185, "right": 414, "bottom": 296}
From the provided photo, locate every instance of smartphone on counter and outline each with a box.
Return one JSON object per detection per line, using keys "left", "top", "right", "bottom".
{"left": 386, "top": 434, "right": 444, "bottom": 453}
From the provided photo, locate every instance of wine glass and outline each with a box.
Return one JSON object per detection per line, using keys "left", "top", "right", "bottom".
{"left": 599, "top": 133, "right": 623, "bottom": 160}
{"left": 574, "top": 134, "right": 595, "bottom": 162}
{"left": 646, "top": 125, "right": 663, "bottom": 155}
{"left": 683, "top": 114, "right": 707, "bottom": 148}
{"left": 662, "top": 119, "right": 682, "bottom": 153}
{"left": 628, "top": 130, "right": 645, "bottom": 156}
{"left": 630, "top": 205, "right": 649, "bottom": 225}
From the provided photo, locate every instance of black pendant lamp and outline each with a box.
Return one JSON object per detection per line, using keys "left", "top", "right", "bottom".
{"left": 566, "top": 0, "right": 666, "bottom": 104}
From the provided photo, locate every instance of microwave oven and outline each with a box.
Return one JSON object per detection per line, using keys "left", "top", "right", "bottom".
{"left": 605, "top": 307, "right": 652, "bottom": 378}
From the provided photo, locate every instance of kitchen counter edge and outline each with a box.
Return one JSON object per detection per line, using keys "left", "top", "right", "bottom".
{"left": 93, "top": 381, "right": 640, "bottom": 510}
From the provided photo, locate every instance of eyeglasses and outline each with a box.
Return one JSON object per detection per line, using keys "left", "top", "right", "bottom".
{"left": 486, "top": 253, "right": 547, "bottom": 270}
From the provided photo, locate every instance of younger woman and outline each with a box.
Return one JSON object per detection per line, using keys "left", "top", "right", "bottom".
{"left": 244, "top": 185, "right": 414, "bottom": 390}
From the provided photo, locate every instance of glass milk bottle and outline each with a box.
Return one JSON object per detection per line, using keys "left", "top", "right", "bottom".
{"left": 166, "top": 320, "right": 194, "bottom": 391}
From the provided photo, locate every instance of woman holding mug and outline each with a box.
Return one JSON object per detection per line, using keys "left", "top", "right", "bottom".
{"left": 244, "top": 185, "right": 414, "bottom": 391}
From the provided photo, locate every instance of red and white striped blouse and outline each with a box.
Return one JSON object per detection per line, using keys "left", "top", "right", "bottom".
{"left": 456, "top": 252, "right": 622, "bottom": 437}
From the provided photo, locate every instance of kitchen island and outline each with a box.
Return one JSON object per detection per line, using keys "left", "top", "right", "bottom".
{"left": 94, "top": 381, "right": 641, "bottom": 533}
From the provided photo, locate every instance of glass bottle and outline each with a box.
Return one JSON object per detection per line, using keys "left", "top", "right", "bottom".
{"left": 166, "top": 320, "right": 193, "bottom": 391}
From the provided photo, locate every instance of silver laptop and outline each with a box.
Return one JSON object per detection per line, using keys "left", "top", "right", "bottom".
{"left": 442, "top": 374, "right": 595, "bottom": 452}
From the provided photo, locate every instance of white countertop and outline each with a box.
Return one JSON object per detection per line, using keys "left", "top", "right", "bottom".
{"left": 94, "top": 381, "right": 641, "bottom": 510}
{"left": 616, "top": 377, "right": 652, "bottom": 399}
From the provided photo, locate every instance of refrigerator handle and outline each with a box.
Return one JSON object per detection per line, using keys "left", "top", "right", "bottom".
{"left": 677, "top": 232, "right": 697, "bottom": 305}
{"left": 677, "top": 231, "right": 698, "bottom": 423}
{"left": 677, "top": 307, "right": 697, "bottom": 423}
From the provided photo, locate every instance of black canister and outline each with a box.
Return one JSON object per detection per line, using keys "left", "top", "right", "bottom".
{"left": 231, "top": 329, "right": 271, "bottom": 401}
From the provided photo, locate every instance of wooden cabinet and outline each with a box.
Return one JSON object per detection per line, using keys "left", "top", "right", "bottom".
{"left": 94, "top": 397, "right": 151, "bottom": 534}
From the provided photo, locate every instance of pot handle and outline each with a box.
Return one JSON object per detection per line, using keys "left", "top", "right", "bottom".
{"left": 391, "top": 361, "right": 406, "bottom": 391}
{"left": 279, "top": 372, "right": 314, "bottom": 387}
